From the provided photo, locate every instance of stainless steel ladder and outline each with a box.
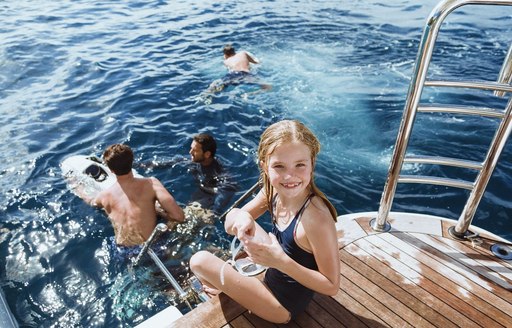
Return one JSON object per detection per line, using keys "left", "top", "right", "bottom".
{"left": 372, "top": 0, "right": 512, "bottom": 240}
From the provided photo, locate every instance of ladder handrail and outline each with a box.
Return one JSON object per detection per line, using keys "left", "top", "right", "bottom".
{"left": 373, "top": 0, "right": 512, "bottom": 233}
{"left": 397, "top": 175, "right": 474, "bottom": 190}
{"left": 425, "top": 80, "right": 512, "bottom": 92}
{"left": 454, "top": 97, "right": 512, "bottom": 236}
{"left": 403, "top": 155, "right": 483, "bottom": 170}
{"left": 417, "top": 105, "right": 505, "bottom": 118}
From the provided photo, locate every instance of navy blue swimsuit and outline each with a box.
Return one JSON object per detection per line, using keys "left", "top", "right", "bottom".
{"left": 264, "top": 194, "right": 317, "bottom": 319}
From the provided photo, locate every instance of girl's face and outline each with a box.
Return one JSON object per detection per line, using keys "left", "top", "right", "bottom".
{"left": 264, "top": 141, "right": 313, "bottom": 199}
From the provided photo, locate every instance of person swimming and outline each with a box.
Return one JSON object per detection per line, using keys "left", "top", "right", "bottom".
{"left": 188, "top": 133, "right": 238, "bottom": 214}
{"left": 206, "top": 44, "right": 271, "bottom": 94}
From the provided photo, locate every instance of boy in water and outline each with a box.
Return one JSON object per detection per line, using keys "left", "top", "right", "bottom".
{"left": 84, "top": 144, "right": 185, "bottom": 246}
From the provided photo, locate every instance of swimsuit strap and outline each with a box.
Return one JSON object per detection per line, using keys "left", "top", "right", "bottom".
{"left": 293, "top": 193, "right": 314, "bottom": 237}
{"left": 296, "top": 193, "right": 314, "bottom": 218}
{"left": 271, "top": 194, "right": 278, "bottom": 223}
{"left": 271, "top": 193, "right": 314, "bottom": 225}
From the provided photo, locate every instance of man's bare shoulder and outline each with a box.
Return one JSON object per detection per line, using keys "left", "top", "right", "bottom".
{"left": 146, "top": 176, "right": 163, "bottom": 185}
{"left": 129, "top": 176, "right": 156, "bottom": 186}
{"left": 143, "top": 176, "right": 167, "bottom": 193}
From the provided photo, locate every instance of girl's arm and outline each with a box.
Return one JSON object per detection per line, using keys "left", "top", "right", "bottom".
{"left": 225, "top": 190, "right": 267, "bottom": 238}
{"left": 290, "top": 206, "right": 340, "bottom": 296}
{"left": 250, "top": 198, "right": 340, "bottom": 296}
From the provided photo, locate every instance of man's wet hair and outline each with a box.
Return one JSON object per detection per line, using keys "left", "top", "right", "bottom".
{"left": 193, "top": 133, "right": 217, "bottom": 157}
{"left": 223, "top": 44, "right": 236, "bottom": 57}
{"left": 103, "top": 144, "right": 133, "bottom": 175}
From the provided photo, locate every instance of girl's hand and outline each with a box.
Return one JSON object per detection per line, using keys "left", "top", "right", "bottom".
{"left": 229, "top": 210, "right": 255, "bottom": 239}
{"left": 242, "top": 233, "right": 287, "bottom": 268}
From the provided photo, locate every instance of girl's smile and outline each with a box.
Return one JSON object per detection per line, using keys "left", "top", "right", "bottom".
{"left": 265, "top": 141, "right": 312, "bottom": 198}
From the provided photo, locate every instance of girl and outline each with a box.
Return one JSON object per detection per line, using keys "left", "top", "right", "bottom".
{"left": 189, "top": 120, "right": 340, "bottom": 323}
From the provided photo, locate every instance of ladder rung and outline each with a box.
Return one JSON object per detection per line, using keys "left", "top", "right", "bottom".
{"left": 403, "top": 156, "right": 483, "bottom": 170}
{"left": 418, "top": 105, "right": 505, "bottom": 118}
{"left": 398, "top": 175, "right": 474, "bottom": 190}
{"left": 425, "top": 80, "right": 512, "bottom": 93}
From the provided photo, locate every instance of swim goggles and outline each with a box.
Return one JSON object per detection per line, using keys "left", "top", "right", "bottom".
{"left": 220, "top": 237, "right": 267, "bottom": 285}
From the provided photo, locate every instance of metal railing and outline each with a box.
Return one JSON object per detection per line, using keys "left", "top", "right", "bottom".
{"left": 372, "top": 0, "right": 512, "bottom": 239}
{"left": 131, "top": 180, "right": 262, "bottom": 312}
{"left": 134, "top": 223, "right": 209, "bottom": 310}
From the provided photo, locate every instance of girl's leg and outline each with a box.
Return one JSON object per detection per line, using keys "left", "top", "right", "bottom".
{"left": 189, "top": 251, "right": 290, "bottom": 324}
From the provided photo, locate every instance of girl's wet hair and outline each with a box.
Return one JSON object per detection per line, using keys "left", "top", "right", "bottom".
{"left": 257, "top": 120, "right": 337, "bottom": 221}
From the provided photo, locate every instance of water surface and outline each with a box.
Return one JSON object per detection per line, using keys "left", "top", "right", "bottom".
{"left": 1, "top": 0, "right": 511, "bottom": 326}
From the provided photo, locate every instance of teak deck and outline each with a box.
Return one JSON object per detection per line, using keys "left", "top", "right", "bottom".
{"left": 171, "top": 214, "right": 512, "bottom": 328}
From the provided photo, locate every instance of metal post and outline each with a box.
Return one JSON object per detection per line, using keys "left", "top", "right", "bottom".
{"left": 373, "top": 1, "right": 455, "bottom": 231}
{"left": 132, "top": 224, "right": 207, "bottom": 309}
{"left": 494, "top": 44, "right": 512, "bottom": 97}
{"left": 134, "top": 223, "right": 168, "bottom": 265}
{"left": 451, "top": 97, "right": 512, "bottom": 238}
{"left": 219, "top": 181, "right": 260, "bottom": 221}
{"left": 372, "top": 0, "right": 508, "bottom": 231}
{"left": 188, "top": 276, "right": 210, "bottom": 303}
{"left": 147, "top": 249, "right": 192, "bottom": 309}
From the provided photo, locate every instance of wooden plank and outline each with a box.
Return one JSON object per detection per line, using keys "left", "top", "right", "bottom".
{"left": 456, "top": 235, "right": 512, "bottom": 271}
{"left": 290, "top": 310, "right": 323, "bottom": 328}
{"left": 368, "top": 233, "right": 506, "bottom": 327}
{"left": 336, "top": 216, "right": 369, "bottom": 248}
{"left": 344, "top": 242, "right": 479, "bottom": 328}
{"left": 440, "top": 220, "right": 509, "bottom": 247}
{"left": 170, "top": 294, "right": 245, "bottom": 328}
{"left": 304, "top": 297, "right": 344, "bottom": 327}
{"left": 330, "top": 288, "right": 389, "bottom": 327}
{"left": 341, "top": 250, "right": 438, "bottom": 328}
{"left": 355, "top": 217, "right": 378, "bottom": 236}
{"left": 441, "top": 220, "right": 453, "bottom": 239}
{"left": 431, "top": 234, "right": 512, "bottom": 287}
{"left": 171, "top": 221, "right": 512, "bottom": 328}
{"left": 352, "top": 237, "right": 499, "bottom": 327}
{"left": 243, "top": 312, "right": 278, "bottom": 328}
{"left": 340, "top": 247, "right": 459, "bottom": 328}
{"left": 312, "top": 293, "right": 369, "bottom": 328}
{"left": 276, "top": 319, "right": 301, "bottom": 328}
{"left": 229, "top": 314, "right": 255, "bottom": 328}
{"left": 408, "top": 233, "right": 512, "bottom": 305}
{"left": 340, "top": 271, "right": 413, "bottom": 327}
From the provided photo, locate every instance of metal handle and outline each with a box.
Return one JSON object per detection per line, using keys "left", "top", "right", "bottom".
{"left": 219, "top": 181, "right": 260, "bottom": 221}
{"left": 134, "top": 223, "right": 168, "bottom": 265}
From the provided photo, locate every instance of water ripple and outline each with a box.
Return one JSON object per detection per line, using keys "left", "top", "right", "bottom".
{"left": 1, "top": 0, "right": 512, "bottom": 326}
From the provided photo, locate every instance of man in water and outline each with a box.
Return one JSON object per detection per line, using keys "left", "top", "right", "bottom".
{"left": 207, "top": 44, "right": 271, "bottom": 93}
{"left": 82, "top": 144, "right": 185, "bottom": 246}
{"left": 223, "top": 44, "right": 260, "bottom": 73}
{"left": 189, "top": 133, "right": 237, "bottom": 213}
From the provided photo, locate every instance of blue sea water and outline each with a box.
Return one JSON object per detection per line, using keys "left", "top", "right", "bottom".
{"left": 1, "top": 0, "right": 511, "bottom": 327}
